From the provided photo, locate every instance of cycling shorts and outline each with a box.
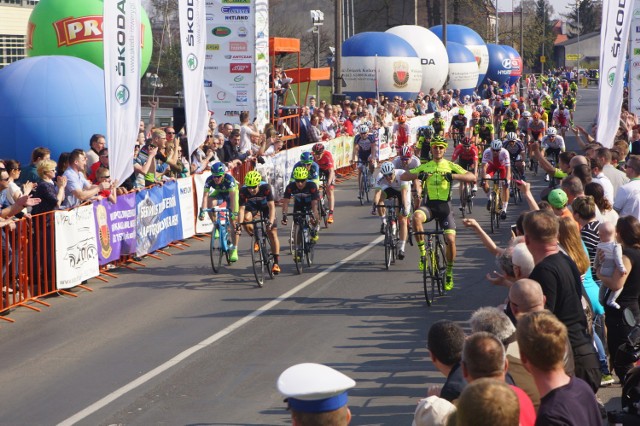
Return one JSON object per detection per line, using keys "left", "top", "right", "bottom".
{"left": 208, "top": 190, "right": 239, "bottom": 213}
{"left": 458, "top": 159, "right": 476, "bottom": 171}
{"left": 485, "top": 164, "right": 508, "bottom": 186}
{"left": 357, "top": 150, "right": 373, "bottom": 164}
{"left": 545, "top": 147, "right": 562, "bottom": 161}
{"left": 416, "top": 200, "right": 455, "bottom": 234}
{"left": 381, "top": 188, "right": 409, "bottom": 216}
{"left": 319, "top": 169, "right": 335, "bottom": 188}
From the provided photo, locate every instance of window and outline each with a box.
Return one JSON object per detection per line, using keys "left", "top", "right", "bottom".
{"left": 0, "top": 35, "right": 26, "bottom": 69}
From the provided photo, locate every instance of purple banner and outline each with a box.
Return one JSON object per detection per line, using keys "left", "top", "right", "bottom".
{"left": 135, "top": 181, "right": 183, "bottom": 257}
{"left": 93, "top": 192, "right": 137, "bottom": 265}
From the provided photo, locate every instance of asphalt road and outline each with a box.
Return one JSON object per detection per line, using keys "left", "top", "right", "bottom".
{"left": 0, "top": 86, "right": 618, "bottom": 426}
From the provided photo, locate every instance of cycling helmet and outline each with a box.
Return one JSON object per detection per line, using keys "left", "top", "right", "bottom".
{"left": 475, "top": 105, "right": 484, "bottom": 112}
{"left": 498, "top": 89, "right": 504, "bottom": 94}
{"left": 430, "top": 136, "right": 448, "bottom": 148}
{"left": 462, "top": 137, "right": 472, "bottom": 146}
{"left": 458, "top": 108, "right": 465, "bottom": 115}
{"left": 522, "top": 111, "right": 531, "bottom": 118}
{"left": 358, "top": 124, "right": 369, "bottom": 134}
{"left": 546, "top": 127, "right": 558, "bottom": 136}
{"left": 472, "top": 111, "right": 480, "bottom": 119}
{"left": 479, "top": 117, "right": 488, "bottom": 126}
{"left": 312, "top": 143, "right": 325, "bottom": 154}
{"left": 211, "top": 162, "right": 226, "bottom": 176}
{"left": 491, "top": 139, "right": 503, "bottom": 151}
{"left": 244, "top": 170, "right": 262, "bottom": 187}
{"left": 420, "top": 125, "right": 435, "bottom": 138}
{"left": 380, "top": 161, "right": 395, "bottom": 176}
{"left": 398, "top": 115, "right": 407, "bottom": 123}
{"left": 293, "top": 166, "right": 309, "bottom": 181}
{"left": 434, "top": 111, "right": 441, "bottom": 119}
{"left": 400, "top": 146, "right": 413, "bottom": 159}
{"left": 505, "top": 110, "right": 514, "bottom": 118}
{"left": 365, "top": 120, "right": 373, "bottom": 128}
{"left": 300, "top": 152, "right": 313, "bottom": 164}
{"left": 506, "top": 132, "right": 518, "bottom": 142}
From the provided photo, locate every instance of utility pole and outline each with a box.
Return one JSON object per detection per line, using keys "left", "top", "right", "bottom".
{"left": 495, "top": 0, "right": 499, "bottom": 44}
{"left": 443, "top": 0, "right": 448, "bottom": 49}
{"left": 520, "top": 0, "right": 524, "bottom": 97}
{"left": 415, "top": 0, "right": 418, "bottom": 25}
{"left": 334, "top": 0, "right": 342, "bottom": 95}
{"left": 577, "top": 0, "right": 581, "bottom": 72}
{"left": 541, "top": 2, "right": 545, "bottom": 74}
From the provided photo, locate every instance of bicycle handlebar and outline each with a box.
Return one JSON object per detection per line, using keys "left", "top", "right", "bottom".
{"left": 412, "top": 230, "right": 444, "bottom": 236}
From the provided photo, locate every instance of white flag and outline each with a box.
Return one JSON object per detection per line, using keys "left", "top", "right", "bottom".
{"left": 179, "top": 0, "right": 209, "bottom": 157}
{"left": 597, "top": 0, "right": 633, "bottom": 148}
{"left": 103, "top": 0, "right": 141, "bottom": 186}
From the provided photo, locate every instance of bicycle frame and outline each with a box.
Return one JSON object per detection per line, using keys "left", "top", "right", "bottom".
{"left": 413, "top": 224, "right": 446, "bottom": 306}
{"left": 202, "top": 206, "right": 232, "bottom": 273}
{"left": 285, "top": 211, "right": 315, "bottom": 274}
{"left": 240, "top": 216, "right": 274, "bottom": 287}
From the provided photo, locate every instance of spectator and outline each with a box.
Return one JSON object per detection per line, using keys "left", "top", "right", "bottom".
{"left": 523, "top": 210, "right": 601, "bottom": 393}
{"left": 3, "top": 160, "right": 33, "bottom": 207}
{"left": 596, "top": 215, "right": 640, "bottom": 382}
{"left": 239, "top": 111, "right": 260, "bottom": 153}
{"left": 307, "top": 115, "right": 323, "bottom": 143}
{"left": 17, "top": 147, "right": 49, "bottom": 185}
{"left": 62, "top": 149, "right": 110, "bottom": 208}
{"left": 585, "top": 181, "right": 619, "bottom": 225}
{"left": 223, "top": 129, "right": 249, "bottom": 170}
{"left": 133, "top": 139, "right": 159, "bottom": 188}
{"left": 88, "top": 148, "right": 109, "bottom": 183}
{"left": 412, "top": 395, "right": 456, "bottom": 426}
{"left": 0, "top": 166, "right": 40, "bottom": 219}
{"left": 460, "top": 332, "right": 536, "bottom": 426}
{"left": 516, "top": 311, "right": 602, "bottom": 424}
{"left": 589, "top": 156, "right": 614, "bottom": 205}
{"left": 56, "top": 152, "right": 70, "bottom": 178}
{"left": 86, "top": 133, "right": 106, "bottom": 173}
{"left": 561, "top": 175, "right": 605, "bottom": 221}
{"left": 94, "top": 167, "right": 117, "bottom": 204}
{"left": 614, "top": 155, "right": 640, "bottom": 218}
{"left": 595, "top": 147, "right": 628, "bottom": 198}
{"left": 191, "top": 138, "right": 215, "bottom": 174}
{"left": 455, "top": 378, "right": 519, "bottom": 426}
{"left": 571, "top": 195, "right": 601, "bottom": 271}
{"left": 546, "top": 188, "right": 576, "bottom": 223}
{"left": 30, "top": 159, "right": 66, "bottom": 215}
{"left": 426, "top": 320, "right": 466, "bottom": 402}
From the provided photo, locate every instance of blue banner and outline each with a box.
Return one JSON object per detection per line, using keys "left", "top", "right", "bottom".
{"left": 93, "top": 193, "right": 137, "bottom": 265}
{"left": 135, "top": 181, "right": 183, "bottom": 256}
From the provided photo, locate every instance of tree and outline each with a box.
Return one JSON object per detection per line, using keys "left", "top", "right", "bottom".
{"left": 145, "top": 0, "right": 182, "bottom": 98}
{"left": 524, "top": 0, "right": 555, "bottom": 72}
{"left": 562, "top": 0, "right": 602, "bottom": 37}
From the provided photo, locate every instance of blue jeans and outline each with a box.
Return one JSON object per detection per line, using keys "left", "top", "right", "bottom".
{"left": 593, "top": 315, "right": 610, "bottom": 375}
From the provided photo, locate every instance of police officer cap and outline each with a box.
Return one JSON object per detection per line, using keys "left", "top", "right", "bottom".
{"left": 277, "top": 363, "right": 356, "bottom": 413}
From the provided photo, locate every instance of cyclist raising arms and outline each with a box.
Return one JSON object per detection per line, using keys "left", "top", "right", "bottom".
{"left": 401, "top": 136, "right": 476, "bottom": 290}
{"left": 392, "top": 145, "right": 422, "bottom": 210}
{"left": 281, "top": 166, "right": 320, "bottom": 245}
{"left": 480, "top": 140, "right": 512, "bottom": 219}
{"left": 199, "top": 162, "right": 240, "bottom": 262}
{"left": 451, "top": 136, "right": 479, "bottom": 196}
{"left": 352, "top": 124, "right": 377, "bottom": 194}
{"left": 311, "top": 143, "right": 336, "bottom": 224}
{"left": 372, "top": 162, "right": 412, "bottom": 259}
{"left": 429, "top": 111, "right": 446, "bottom": 138}
{"left": 290, "top": 152, "right": 320, "bottom": 186}
{"left": 238, "top": 170, "right": 280, "bottom": 274}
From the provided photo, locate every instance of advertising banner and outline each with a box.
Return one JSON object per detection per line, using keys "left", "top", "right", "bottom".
{"left": 204, "top": 0, "right": 269, "bottom": 128}
{"left": 598, "top": 0, "right": 633, "bottom": 148}
{"left": 103, "top": 0, "right": 141, "bottom": 186}
{"left": 179, "top": 0, "right": 210, "bottom": 156}
{"left": 55, "top": 205, "right": 100, "bottom": 290}
{"left": 193, "top": 172, "right": 214, "bottom": 234}
{"left": 93, "top": 193, "right": 137, "bottom": 266}
{"left": 630, "top": 1, "right": 640, "bottom": 116}
{"left": 136, "top": 181, "right": 183, "bottom": 256}
{"left": 177, "top": 177, "right": 196, "bottom": 239}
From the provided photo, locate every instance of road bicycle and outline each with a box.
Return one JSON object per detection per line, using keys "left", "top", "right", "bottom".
{"left": 375, "top": 198, "right": 401, "bottom": 270}
{"left": 202, "top": 206, "right": 234, "bottom": 273}
{"left": 240, "top": 216, "right": 274, "bottom": 287}
{"left": 458, "top": 164, "right": 474, "bottom": 218}
{"left": 451, "top": 128, "right": 464, "bottom": 148}
{"left": 483, "top": 173, "right": 509, "bottom": 234}
{"left": 545, "top": 149, "right": 561, "bottom": 188}
{"left": 510, "top": 162, "right": 525, "bottom": 205}
{"left": 413, "top": 222, "right": 446, "bottom": 306}
{"left": 319, "top": 174, "right": 329, "bottom": 228}
{"left": 355, "top": 160, "right": 372, "bottom": 205}
{"left": 284, "top": 211, "right": 316, "bottom": 274}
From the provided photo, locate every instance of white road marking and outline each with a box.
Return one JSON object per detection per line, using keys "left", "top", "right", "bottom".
{"left": 57, "top": 235, "right": 384, "bottom": 426}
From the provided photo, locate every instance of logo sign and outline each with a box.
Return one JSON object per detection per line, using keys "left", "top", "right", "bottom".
{"left": 222, "top": 0, "right": 250, "bottom": 3}
{"left": 226, "top": 16, "right": 249, "bottom": 21}
{"left": 217, "top": 91, "right": 227, "bottom": 100}
{"left": 234, "top": 75, "right": 245, "bottom": 82}
{"left": 392, "top": 61, "right": 410, "bottom": 88}
{"left": 53, "top": 15, "right": 104, "bottom": 46}
{"left": 206, "top": 13, "right": 215, "bottom": 21}
{"left": 212, "top": 26, "right": 231, "bottom": 37}
{"left": 608, "top": 66, "right": 616, "bottom": 87}
{"left": 420, "top": 58, "right": 436, "bottom": 65}
{"left": 206, "top": 44, "right": 220, "bottom": 50}
{"left": 501, "top": 58, "right": 513, "bottom": 69}
{"left": 635, "top": 48, "right": 640, "bottom": 55}
{"left": 230, "top": 63, "right": 251, "bottom": 73}
{"left": 115, "top": 85, "right": 130, "bottom": 105}
{"left": 221, "top": 6, "right": 250, "bottom": 13}
{"left": 186, "top": 53, "right": 198, "bottom": 71}
{"left": 238, "top": 27, "right": 248, "bottom": 37}
{"left": 236, "top": 90, "right": 248, "bottom": 102}
{"left": 229, "top": 41, "right": 247, "bottom": 51}
{"left": 204, "top": 80, "right": 212, "bottom": 87}
{"left": 633, "top": 61, "right": 640, "bottom": 68}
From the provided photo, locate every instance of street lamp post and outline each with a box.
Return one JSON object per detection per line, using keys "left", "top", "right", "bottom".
{"left": 311, "top": 10, "right": 324, "bottom": 101}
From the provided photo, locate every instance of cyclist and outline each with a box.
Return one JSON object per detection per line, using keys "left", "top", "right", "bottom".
{"left": 429, "top": 111, "right": 446, "bottom": 137}
{"left": 541, "top": 94, "right": 553, "bottom": 125}
{"left": 281, "top": 166, "right": 320, "bottom": 249}
{"left": 238, "top": 170, "right": 280, "bottom": 274}
{"left": 352, "top": 124, "right": 377, "bottom": 195}
{"left": 392, "top": 145, "right": 421, "bottom": 209}
{"left": 527, "top": 111, "right": 546, "bottom": 143}
{"left": 469, "top": 110, "right": 481, "bottom": 130}
{"left": 499, "top": 109, "right": 519, "bottom": 139}
{"left": 415, "top": 125, "right": 435, "bottom": 163}
{"left": 199, "top": 161, "right": 240, "bottom": 262}
{"left": 475, "top": 102, "right": 492, "bottom": 120}
{"left": 451, "top": 136, "right": 479, "bottom": 200}
{"left": 480, "top": 139, "right": 511, "bottom": 219}
{"left": 290, "top": 152, "right": 320, "bottom": 186}
{"left": 502, "top": 132, "right": 526, "bottom": 181}
{"left": 311, "top": 143, "right": 336, "bottom": 224}
{"left": 448, "top": 108, "right": 468, "bottom": 143}
{"left": 507, "top": 100, "right": 520, "bottom": 120}
{"left": 372, "top": 161, "right": 411, "bottom": 259}
{"left": 518, "top": 110, "right": 532, "bottom": 142}
{"left": 564, "top": 94, "right": 576, "bottom": 124}
{"left": 569, "top": 79, "right": 578, "bottom": 96}
{"left": 392, "top": 114, "right": 410, "bottom": 149}
{"left": 401, "top": 136, "right": 476, "bottom": 290}
{"left": 540, "top": 127, "right": 565, "bottom": 182}
{"left": 551, "top": 104, "right": 571, "bottom": 138}
{"left": 472, "top": 117, "right": 495, "bottom": 149}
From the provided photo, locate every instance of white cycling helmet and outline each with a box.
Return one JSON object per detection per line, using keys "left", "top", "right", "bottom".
{"left": 365, "top": 120, "right": 373, "bottom": 127}
{"left": 546, "top": 127, "right": 558, "bottom": 136}
{"left": 380, "top": 161, "right": 395, "bottom": 175}
{"left": 506, "top": 132, "right": 518, "bottom": 141}
{"left": 491, "top": 139, "right": 503, "bottom": 151}
{"left": 522, "top": 111, "right": 531, "bottom": 118}
{"left": 358, "top": 124, "right": 369, "bottom": 134}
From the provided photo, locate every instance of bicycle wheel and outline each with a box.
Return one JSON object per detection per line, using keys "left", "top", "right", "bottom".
{"left": 251, "top": 235, "right": 265, "bottom": 287}
{"left": 495, "top": 192, "right": 502, "bottom": 229}
{"left": 429, "top": 250, "right": 440, "bottom": 302}
{"left": 209, "top": 225, "right": 221, "bottom": 274}
{"left": 288, "top": 221, "right": 295, "bottom": 255}
{"left": 224, "top": 226, "right": 233, "bottom": 265}
{"left": 490, "top": 194, "right": 496, "bottom": 234}
{"left": 460, "top": 184, "right": 468, "bottom": 218}
{"left": 364, "top": 170, "right": 370, "bottom": 203}
{"left": 358, "top": 172, "right": 365, "bottom": 205}
{"left": 320, "top": 196, "right": 329, "bottom": 228}
{"left": 467, "top": 190, "right": 473, "bottom": 215}
{"left": 435, "top": 240, "right": 447, "bottom": 296}
{"left": 294, "top": 226, "right": 303, "bottom": 274}
{"left": 422, "top": 255, "right": 432, "bottom": 306}
{"left": 264, "top": 236, "right": 274, "bottom": 280}
{"left": 384, "top": 226, "right": 392, "bottom": 270}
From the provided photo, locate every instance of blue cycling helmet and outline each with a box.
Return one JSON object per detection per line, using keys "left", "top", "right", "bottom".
{"left": 300, "top": 152, "right": 313, "bottom": 164}
{"left": 211, "top": 162, "right": 226, "bottom": 176}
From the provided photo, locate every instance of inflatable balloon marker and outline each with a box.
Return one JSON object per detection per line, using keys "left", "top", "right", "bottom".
{"left": 483, "top": 43, "right": 511, "bottom": 87}
{"left": 501, "top": 45, "right": 522, "bottom": 87}
{"left": 342, "top": 32, "right": 423, "bottom": 100}
{"left": 430, "top": 24, "right": 488, "bottom": 88}
{"left": 27, "top": 0, "right": 153, "bottom": 76}
{"left": 445, "top": 42, "right": 479, "bottom": 98}
{"left": 385, "top": 25, "right": 448, "bottom": 94}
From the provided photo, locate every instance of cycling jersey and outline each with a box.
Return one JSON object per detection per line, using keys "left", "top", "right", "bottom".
{"left": 502, "top": 140, "right": 525, "bottom": 160}
{"left": 518, "top": 118, "right": 531, "bottom": 133}
{"left": 410, "top": 160, "right": 467, "bottom": 202}
{"left": 204, "top": 173, "right": 237, "bottom": 196}
{"left": 354, "top": 133, "right": 375, "bottom": 151}
{"left": 392, "top": 155, "right": 421, "bottom": 171}
{"left": 564, "top": 97, "right": 575, "bottom": 110}
{"left": 529, "top": 120, "right": 546, "bottom": 137}
{"left": 283, "top": 180, "right": 320, "bottom": 211}
{"left": 429, "top": 118, "right": 446, "bottom": 135}
{"left": 552, "top": 109, "right": 571, "bottom": 127}
{"left": 289, "top": 161, "right": 320, "bottom": 182}
{"left": 541, "top": 135, "right": 566, "bottom": 151}
{"left": 315, "top": 150, "right": 334, "bottom": 171}
{"left": 482, "top": 148, "right": 511, "bottom": 168}
{"left": 477, "top": 105, "right": 492, "bottom": 118}
{"left": 415, "top": 136, "right": 432, "bottom": 163}
{"left": 474, "top": 124, "right": 494, "bottom": 142}
{"left": 452, "top": 144, "right": 478, "bottom": 163}
{"left": 375, "top": 169, "right": 411, "bottom": 192}
{"left": 451, "top": 116, "right": 468, "bottom": 130}
{"left": 239, "top": 183, "right": 274, "bottom": 213}
{"left": 501, "top": 119, "right": 518, "bottom": 133}
{"left": 393, "top": 122, "right": 410, "bottom": 147}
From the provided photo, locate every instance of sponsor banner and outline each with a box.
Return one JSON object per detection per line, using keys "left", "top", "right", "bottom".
{"left": 193, "top": 172, "right": 215, "bottom": 234}
{"left": 55, "top": 206, "right": 100, "bottom": 290}
{"left": 103, "top": 0, "right": 141, "bottom": 187}
{"left": 630, "top": 1, "right": 640, "bottom": 116}
{"left": 179, "top": 0, "right": 210, "bottom": 157}
{"left": 177, "top": 177, "right": 196, "bottom": 239}
{"left": 93, "top": 193, "right": 137, "bottom": 265}
{"left": 204, "top": 0, "right": 269, "bottom": 128}
{"left": 598, "top": 0, "right": 633, "bottom": 148}
{"left": 135, "top": 181, "right": 183, "bottom": 256}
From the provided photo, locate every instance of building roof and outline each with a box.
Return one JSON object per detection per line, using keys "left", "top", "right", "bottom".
{"left": 555, "top": 34, "right": 569, "bottom": 44}
{"left": 555, "top": 31, "right": 600, "bottom": 46}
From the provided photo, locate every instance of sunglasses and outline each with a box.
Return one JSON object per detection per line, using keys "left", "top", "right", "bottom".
{"left": 432, "top": 145, "right": 446, "bottom": 150}
{"left": 295, "top": 179, "right": 306, "bottom": 183}
{"left": 166, "top": 132, "right": 176, "bottom": 135}
{"left": 99, "top": 176, "right": 111, "bottom": 179}
{"left": 0, "top": 177, "right": 9, "bottom": 182}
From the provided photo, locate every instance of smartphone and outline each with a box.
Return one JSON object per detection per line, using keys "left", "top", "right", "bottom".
{"left": 511, "top": 224, "right": 518, "bottom": 235}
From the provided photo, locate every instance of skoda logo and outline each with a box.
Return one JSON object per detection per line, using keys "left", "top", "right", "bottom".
{"left": 608, "top": 66, "right": 616, "bottom": 87}
{"left": 187, "top": 53, "right": 198, "bottom": 71}
{"left": 115, "top": 85, "right": 130, "bottom": 105}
